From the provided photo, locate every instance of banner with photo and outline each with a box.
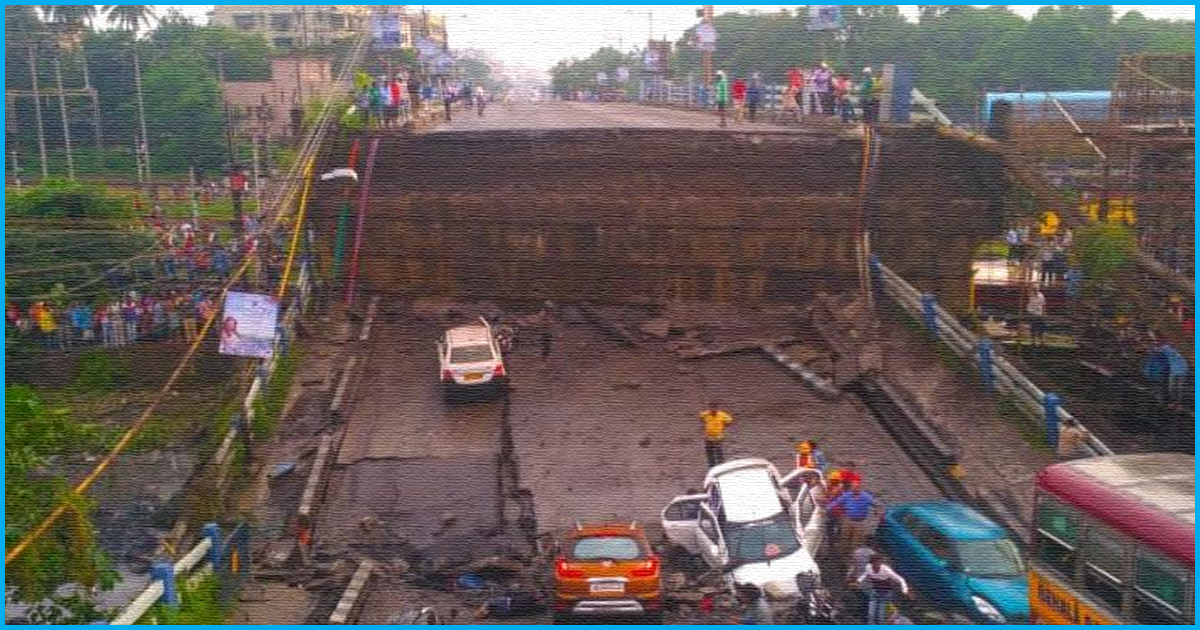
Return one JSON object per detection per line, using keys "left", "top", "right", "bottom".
{"left": 219, "top": 291, "right": 280, "bottom": 359}
{"left": 808, "top": 5, "right": 844, "bottom": 31}
{"left": 370, "top": 13, "right": 402, "bottom": 48}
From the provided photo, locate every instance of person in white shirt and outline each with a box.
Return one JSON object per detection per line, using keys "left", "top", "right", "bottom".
{"left": 856, "top": 554, "right": 910, "bottom": 625}
{"left": 1026, "top": 288, "right": 1047, "bottom": 345}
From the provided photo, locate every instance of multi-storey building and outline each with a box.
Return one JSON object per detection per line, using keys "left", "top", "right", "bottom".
{"left": 212, "top": 5, "right": 374, "bottom": 48}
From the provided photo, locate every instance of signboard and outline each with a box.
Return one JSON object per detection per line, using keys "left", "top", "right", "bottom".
{"left": 695, "top": 22, "right": 718, "bottom": 51}
{"left": 370, "top": 13, "right": 402, "bottom": 49}
{"left": 808, "top": 5, "right": 843, "bottom": 31}
{"left": 416, "top": 36, "right": 441, "bottom": 60}
{"left": 616, "top": 66, "right": 630, "bottom": 83}
{"left": 595, "top": 72, "right": 608, "bottom": 86}
{"left": 219, "top": 291, "right": 280, "bottom": 359}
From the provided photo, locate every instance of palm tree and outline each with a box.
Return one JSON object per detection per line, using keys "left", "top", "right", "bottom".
{"left": 39, "top": 5, "right": 96, "bottom": 32}
{"left": 102, "top": 5, "right": 155, "bottom": 34}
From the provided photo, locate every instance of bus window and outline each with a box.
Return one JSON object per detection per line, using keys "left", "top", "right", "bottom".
{"left": 1133, "top": 548, "right": 1190, "bottom": 624}
{"left": 1035, "top": 495, "right": 1079, "bottom": 577}
{"left": 1081, "top": 523, "right": 1129, "bottom": 612}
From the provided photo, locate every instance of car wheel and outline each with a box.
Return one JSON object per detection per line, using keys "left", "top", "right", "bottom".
{"left": 552, "top": 612, "right": 571, "bottom": 625}
{"left": 645, "top": 610, "right": 664, "bottom": 625}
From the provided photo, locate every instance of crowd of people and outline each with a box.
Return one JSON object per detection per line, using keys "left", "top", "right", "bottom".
{"left": 6, "top": 219, "right": 263, "bottom": 352}
{"left": 353, "top": 71, "right": 491, "bottom": 128}
{"left": 698, "top": 401, "right": 912, "bottom": 624}
{"left": 711, "top": 63, "right": 881, "bottom": 127}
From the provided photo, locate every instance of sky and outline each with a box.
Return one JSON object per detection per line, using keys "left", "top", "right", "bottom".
{"left": 163, "top": 5, "right": 1195, "bottom": 73}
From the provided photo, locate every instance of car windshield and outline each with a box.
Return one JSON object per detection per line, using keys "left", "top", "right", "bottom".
{"left": 954, "top": 538, "right": 1025, "bottom": 578}
{"left": 571, "top": 536, "right": 642, "bottom": 561}
{"left": 450, "top": 343, "right": 492, "bottom": 364}
{"left": 725, "top": 514, "right": 801, "bottom": 565}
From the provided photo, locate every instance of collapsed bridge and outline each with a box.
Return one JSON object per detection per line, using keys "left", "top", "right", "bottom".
{"left": 312, "top": 106, "right": 1008, "bottom": 309}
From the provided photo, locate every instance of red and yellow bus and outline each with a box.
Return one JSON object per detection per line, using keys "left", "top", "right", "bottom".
{"left": 1030, "top": 453, "right": 1194, "bottom": 624}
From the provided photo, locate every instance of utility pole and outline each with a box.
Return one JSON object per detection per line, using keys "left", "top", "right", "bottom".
{"left": 53, "top": 55, "right": 76, "bottom": 181}
{"left": 188, "top": 165, "right": 200, "bottom": 226}
{"left": 702, "top": 5, "right": 714, "bottom": 88}
{"left": 132, "top": 48, "right": 152, "bottom": 181}
{"left": 79, "top": 43, "right": 104, "bottom": 172}
{"left": 27, "top": 45, "right": 49, "bottom": 179}
{"left": 218, "top": 52, "right": 245, "bottom": 236}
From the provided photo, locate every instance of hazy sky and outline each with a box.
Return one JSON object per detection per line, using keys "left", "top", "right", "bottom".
{"left": 164, "top": 5, "right": 1195, "bottom": 72}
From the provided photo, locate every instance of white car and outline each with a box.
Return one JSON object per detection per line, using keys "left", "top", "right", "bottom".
{"left": 661, "top": 459, "right": 828, "bottom": 599}
{"left": 437, "top": 318, "right": 507, "bottom": 397}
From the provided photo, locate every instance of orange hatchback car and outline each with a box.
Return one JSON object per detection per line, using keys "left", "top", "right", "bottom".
{"left": 552, "top": 522, "right": 663, "bottom": 623}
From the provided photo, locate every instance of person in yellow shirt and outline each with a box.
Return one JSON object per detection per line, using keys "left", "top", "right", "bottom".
{"left": 699, "top": 401, "right": 733, "bottom": 468}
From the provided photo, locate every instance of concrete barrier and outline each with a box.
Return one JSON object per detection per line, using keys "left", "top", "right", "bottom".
{"left": 329, "top": 559, "right": 376, "bottom": 624}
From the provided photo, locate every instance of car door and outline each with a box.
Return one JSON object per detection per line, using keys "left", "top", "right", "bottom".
{"left": 794, "top": 487, "right": 826, "bottom": 559}
{"left": 884, "top": 511, "right": 928, "bottom": 588}
{"left": 661, "top": 494, "right": 707, "bottom": 554}
{"left": 696, "top": 505, "right": 729, "bottom": 569}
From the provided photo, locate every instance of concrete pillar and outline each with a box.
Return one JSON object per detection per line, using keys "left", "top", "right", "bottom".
{"left": 921, "top": 293, "right": 939, "bottom": 336}
{"left": 976, "top": 338, "right": 995, "bottom": 390}
{"left": 203, "top": 522, "right": 223, "bottom": 570}
{"left": 151, "top": 561, "right": 179, "bottom": 609}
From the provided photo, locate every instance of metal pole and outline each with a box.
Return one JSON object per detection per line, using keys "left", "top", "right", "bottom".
{"left": 79, "top": 43, "right": 104, "bottom": 172}
{"left": 27, "top": 45, "right": 49, "bottom": 179}
{"left": 133, "top": 48, "right": 152, "bottom": 181}
{"left": 53, "top": 56, "right": 76, "bottom": 180}
{"left": 188, "top": 166, "right": 200, "bottom": 226}
{"left": 702, "top": 5, "right": 714, "bottom": 88}
{"left": 11, "top": 149, "right": 23, "bottom": 192}
{"left": 251, "top": 135, "right": 263, "bottom": 218}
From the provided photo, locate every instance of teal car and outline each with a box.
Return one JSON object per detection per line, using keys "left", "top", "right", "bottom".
{"left": 876, "top": 501, "right": 1028, "bottom": 624}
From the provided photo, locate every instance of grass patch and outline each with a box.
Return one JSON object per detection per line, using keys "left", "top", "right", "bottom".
{"left": 138, "top": 573, "right": 229, "bottom": 625}
{"left": 997, "top": 394, "right": 1051, "bottom": 453}
{"left": 252, "top": 349, "right": 299, "bottom": 439}
{"left": 158, "top": 198, "right": 258, "bottom": 222}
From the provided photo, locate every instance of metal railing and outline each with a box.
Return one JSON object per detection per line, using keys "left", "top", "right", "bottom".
{"left": 870, "top": 255, "right": 1114, "bottom": 457}
{"left": 110, "top": 522, "right": 249, "bottom": 624}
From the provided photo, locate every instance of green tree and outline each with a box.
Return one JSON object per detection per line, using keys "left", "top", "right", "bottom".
{"left": 5, "top": 386, "right": 115, "bottom": 623}
{"left": 141, "top": 52, "right": 228, "bottom": 171}
{"left": 102, "top": 5, "right": 156, "bottom": 33}
{"left": 1074, "top": 222, "right": 1137, "bottom": 285}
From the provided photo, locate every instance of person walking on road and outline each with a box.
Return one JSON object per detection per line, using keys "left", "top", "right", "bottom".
{"left": 731, "top": 76, "right": 747, "bottom": 123}
{"left": 855, "top": 554, "right": 911, "bottom": 625}
{"left": 1026, "top": 287, "right": 1047, "bottom": 345}
{"left": 714, "top": 71, "right": 730, "bottom": 128}
{"left": 746, "top": 74, "right": 763, "bottom": 123}
{"left": 699, "top": 401, "right": 734, "bottom": 468}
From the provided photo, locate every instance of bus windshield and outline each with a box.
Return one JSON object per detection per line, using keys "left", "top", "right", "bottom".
{"left": 955, "top": 538, "right": 1025, "bottom": 578}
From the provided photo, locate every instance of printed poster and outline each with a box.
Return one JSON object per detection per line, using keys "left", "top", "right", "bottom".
{"left": 219, "top": 291, "right": 280, "bottom": 359}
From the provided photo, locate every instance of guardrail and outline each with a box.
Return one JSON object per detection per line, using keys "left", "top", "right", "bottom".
{"left": 635, "top": 81, "right": 954, "bottom": 125}
{"left": 869, "top": 255, "right": 1114, "bottom": 457}
{"left": 110, "top": 523, "right": 249, "bottom": 625}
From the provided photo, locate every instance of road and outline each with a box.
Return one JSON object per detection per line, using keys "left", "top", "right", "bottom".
{"left": 320, "top": 297, "right": 941, "bottom": 622}
{"left": 426, "top": 100, "right": 811, "bottom": 133}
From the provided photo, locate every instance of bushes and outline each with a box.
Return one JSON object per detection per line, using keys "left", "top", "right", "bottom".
{"left": 1073, "top": 222, "right": 1136, "bottom": 285}
{"left": 73, "top": 350, "right": 132, "bottom": 393}
{"left": 7, "top": 179, "right": 134, "bottom": 219}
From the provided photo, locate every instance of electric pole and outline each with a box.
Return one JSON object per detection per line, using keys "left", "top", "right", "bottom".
{"left": 702, "top": 5, "right": 714, "bottom": 88}
{"left": 27, "top": 45, "right": 49, "bottom": 179}
{"left": 132, "top": 48, "right": 152, "bottom": 182}
{"left": 53, "top": 55, "right": 76, "bottom": 181}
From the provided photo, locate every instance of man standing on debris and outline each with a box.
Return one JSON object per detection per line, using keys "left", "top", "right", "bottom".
{"left": 827, "top": 480, "right": 880, "bottom": 560}
{"left": 699, "top": 401, "right": 734, "bottom": 467}
{"left": 855, "top": 553, "right": 910, "bottom": 625}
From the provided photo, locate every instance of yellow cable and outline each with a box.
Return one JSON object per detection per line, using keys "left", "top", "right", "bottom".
{"left": 277, "top": 158, "right": 316, "bottom": 300}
